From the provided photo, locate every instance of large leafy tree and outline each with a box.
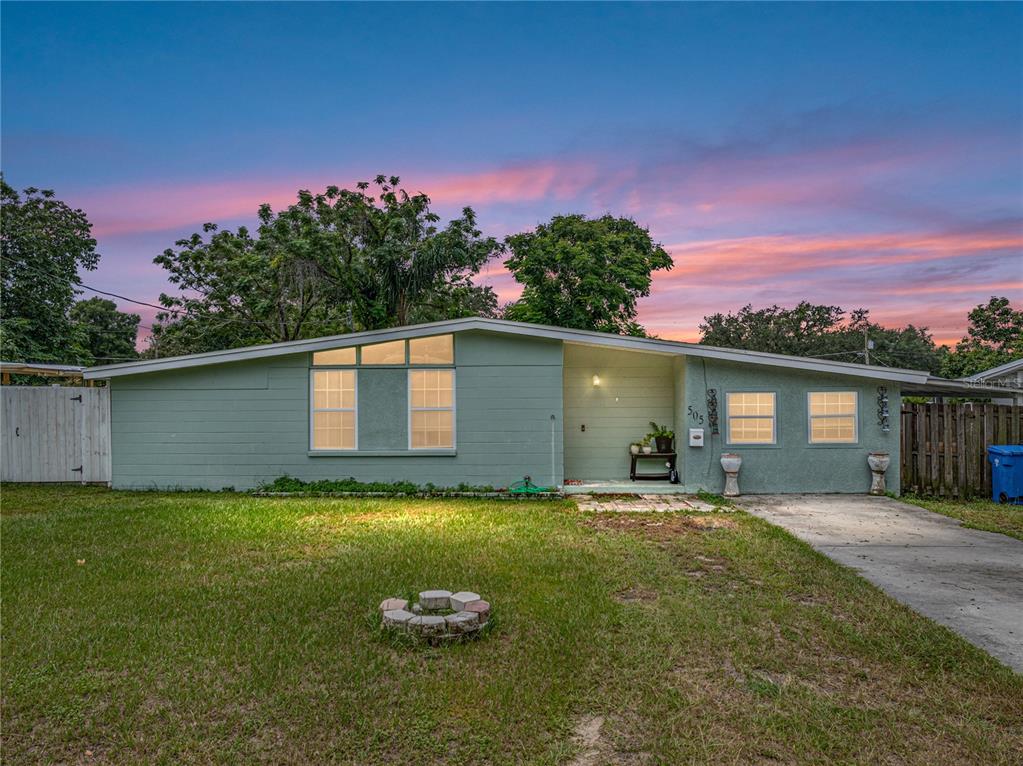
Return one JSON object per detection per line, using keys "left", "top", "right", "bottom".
{"left": 69, "top": 297, "right": 140, "bottom": 364}
{"left": 699, "top": 302, "right": 945, "bottom": 373}
{"left": 0, "top": 178, "right": 99, "bottom": 363}
{"left": 940, "top": 297, "right": 1022, "bottom": 378}
{"left": 503, "top": 214, "right": 672, "bottom": 336}
{"left": 150, "top": 176, "right": 500, "bottom": 356}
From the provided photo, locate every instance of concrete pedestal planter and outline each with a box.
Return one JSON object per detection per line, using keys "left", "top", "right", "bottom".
{"left": 867, "top": 452, "right": 891, "bottom": 495}
{"left": 720, "top": 453, "right": 742, "bottom": 497}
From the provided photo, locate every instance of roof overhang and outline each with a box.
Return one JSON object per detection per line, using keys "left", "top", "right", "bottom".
{"left": 964, "top": 358, "right": 1023, "bottom": 382}
{"left": 901, "top": 377, "right": 1023, "bottom": 398}
{"left": 1, "top": 361, "right": 86, "bottom": 378}
{"left": 84, "top": 317, "right": 934, "bottom": 384}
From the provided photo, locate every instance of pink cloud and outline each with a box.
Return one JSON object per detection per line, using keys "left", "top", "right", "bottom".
{"left": 76, "top": 160, "right": 598, "bottom": 239}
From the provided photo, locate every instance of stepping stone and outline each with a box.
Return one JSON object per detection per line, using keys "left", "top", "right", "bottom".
{"left": 419, "top": 590, "right": 452, "bottom": 609}
{"left": 382, "top": 609, "right": 414, "bottom": 630}
{"left": 379, "top": 597, "right": 408, "bottom": 612}
{"left": 450, "top": 591, "right": 481, "bottom": 611}
{"left": 409, "top": 614, "right": 446, "bottom": 636}
{"left": 444, "top": 611, "right": 480, "bottom": 634}
{"left": 463, "top": 599, "right": 490, "bottom": 623}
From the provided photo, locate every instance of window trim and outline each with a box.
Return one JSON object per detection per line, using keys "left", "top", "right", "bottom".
{"left": 309, "top": 369, "right": 358, "bottom": 451}
{"left": 807, "top": 390, "right": 859, "bottom": 445}
{"left": 407, "top": 368, "right": 456, "bottom": 450}
{"left": 725, "top": 391, "right": 777, "bottom": 446}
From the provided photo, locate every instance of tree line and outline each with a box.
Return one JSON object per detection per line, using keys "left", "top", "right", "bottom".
{"left": 1, "top": 175, "right": 1019, "bottom": 378}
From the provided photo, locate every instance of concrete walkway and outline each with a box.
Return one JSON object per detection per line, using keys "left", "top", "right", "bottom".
{"left": 737, "top": 494, "right": 1023, "bottom": 674}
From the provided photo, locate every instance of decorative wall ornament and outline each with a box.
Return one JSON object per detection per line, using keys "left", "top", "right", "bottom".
{"left": 706, "top": 388, "right": 720, "bottom": 435}
{"left": 877, "top": 386, "right": 890, "bottom": 433}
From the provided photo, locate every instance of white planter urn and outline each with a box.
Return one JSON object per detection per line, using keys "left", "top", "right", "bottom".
{"left": 868, "top": 452, "right": 891, "bottom": 495}
{"left": 720, "top": 453, "right": 742, "bottom": 497}
{"left": 630, "top": 444, "right": 640, "bottom": 455}
{"left": 642, "top": 445, "right": 652, "bottom": 454}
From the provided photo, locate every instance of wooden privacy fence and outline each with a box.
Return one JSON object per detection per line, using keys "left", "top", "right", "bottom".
{"left": 1, "top": 386, "right": 111, "bottom": 483}
{"left": 901, "top": 403, "right": 1023, "bottom": 499}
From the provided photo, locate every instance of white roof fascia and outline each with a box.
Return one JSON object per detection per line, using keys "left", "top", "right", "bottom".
{"left": 964, "top": 358, "right": 1023, "bottom": 382}
{"left": 84, "top": 317, "right": 931, "bottom": 383}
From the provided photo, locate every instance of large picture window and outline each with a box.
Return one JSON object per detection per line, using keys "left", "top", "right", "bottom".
{"left": 808, "top": 391, "right": 858, "bottom": 444}
{"left": 726, "top": 392, "right": 776, "bottom": 444}
{"left": 409, "top": 370, "right": 454, "bottom": 449}
{"left": 311, "top": 370, "right": 356, "bottom": 449}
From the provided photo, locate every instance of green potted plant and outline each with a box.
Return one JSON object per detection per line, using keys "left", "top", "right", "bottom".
{"left": 629, "top": 441, "right": 643, "bottom": 455}
{"left": 647, "top": 422, "right": 675, "bottom": 453}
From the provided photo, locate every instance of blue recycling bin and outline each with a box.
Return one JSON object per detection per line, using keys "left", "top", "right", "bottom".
{"left": 988, "top": 445, "right": 1023, "bottom": 505}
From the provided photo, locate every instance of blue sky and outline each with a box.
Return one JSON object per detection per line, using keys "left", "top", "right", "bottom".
{"left": 3, "top": 2, "right": 1021, "bottom": 344}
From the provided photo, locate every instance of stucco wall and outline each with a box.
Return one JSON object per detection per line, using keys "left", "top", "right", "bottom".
{"left": 682, "top": 358, "right": 901, "bottom": 494}
{"left": 109, "top": 330, "right": 563, "bottom": 490}
{"left": 563, "top": 344, "right": 676, "bottom": 480}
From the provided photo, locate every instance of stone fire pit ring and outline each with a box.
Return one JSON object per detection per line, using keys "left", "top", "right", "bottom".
{"left": 380, "top": 590, "right": 491, "bottom": 641}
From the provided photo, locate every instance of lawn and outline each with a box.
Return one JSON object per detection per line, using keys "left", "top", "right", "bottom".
{"left": 2, "top": 486, "right": 1021, "bottom": 765}
{"left": 901, "top": 494, "right": 1023, "bottom": 541}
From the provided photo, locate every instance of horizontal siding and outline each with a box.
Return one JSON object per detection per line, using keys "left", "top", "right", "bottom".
{"left": 109, "top": 333, "right": 563, "bottom": 490}
{"left": 563, "top": 344, "right": 676, "bottom": 480}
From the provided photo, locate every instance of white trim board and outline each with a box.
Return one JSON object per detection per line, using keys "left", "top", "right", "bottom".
{"left": 85, "top": 317, "right": 937, "bottom": 384}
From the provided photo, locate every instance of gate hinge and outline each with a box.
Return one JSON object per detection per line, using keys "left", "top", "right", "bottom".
{"left": 72, "top": 466, "right": 83, "bottom": 473}
{"left": 70, "top": 394, "right": 82, "bottom": 402}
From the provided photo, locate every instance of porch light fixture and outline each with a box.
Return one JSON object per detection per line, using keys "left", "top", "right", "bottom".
{"left": 592, "top": 374, "right": 601, "bottom": 387}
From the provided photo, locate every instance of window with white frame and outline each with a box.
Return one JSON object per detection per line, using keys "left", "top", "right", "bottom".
{"left": 311, "top": 370, "right": 356, "bottom": 449}
{"left": 726, "top": 392, "right": 776, "bottom": 444}
{"left": 409, "top": 369, "right": 454, "bottom": 449}
{"left": 808, "top": 391, "right": 857, "bottom": 443}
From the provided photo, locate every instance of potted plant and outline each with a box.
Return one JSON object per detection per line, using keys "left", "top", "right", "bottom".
{"left": 646, "top": 422, "right": 675, "bottom": 453}
{"left": 642, "top": 441, "right": 653, "bottom": 454}
{"left": 629, "top": 441, "right": 642, "bottom": 455}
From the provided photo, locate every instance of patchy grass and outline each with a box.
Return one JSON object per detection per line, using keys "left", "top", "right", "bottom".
{"left": 902, "top": 494, "right": 1023, "bottom": 541}
{"left": 2, "top": 484, "right": 1021, "bottom": 765}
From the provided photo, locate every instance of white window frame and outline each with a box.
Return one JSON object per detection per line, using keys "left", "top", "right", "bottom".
{"left": 309, "top": 369, "right": 358, "bottom": 451}
{"left": 726, "top": 391, "right": 777, "bottom": 445}
{"left": 407, "top": 369, "right": 456, "bottom": 450}
{"left": 807, "top": 391, "right": 859, "bottom": 445}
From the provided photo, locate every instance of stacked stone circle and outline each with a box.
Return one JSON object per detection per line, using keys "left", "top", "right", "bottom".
{"left": 380, "top": 590, "right": 491, "bottom": 640}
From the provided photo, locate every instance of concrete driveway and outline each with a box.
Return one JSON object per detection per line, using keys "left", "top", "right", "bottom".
{"left": 737, "top": 494, "right": 1023, "bottom": 674}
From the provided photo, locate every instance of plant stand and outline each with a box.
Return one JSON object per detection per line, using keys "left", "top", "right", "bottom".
{"left": 629, "top": 451, "right": 677, "bottom": 481}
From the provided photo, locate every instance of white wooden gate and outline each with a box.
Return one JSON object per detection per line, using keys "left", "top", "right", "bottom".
{"left": 1, "top": 386, "right": 111, "bottom": 483}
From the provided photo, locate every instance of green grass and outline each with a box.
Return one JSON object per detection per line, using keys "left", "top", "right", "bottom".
{"left": 2, "top": 485, "right": 1021, "bottom": 764}
{"left": 901, "top": 494, "right": 1023, "bottom": 541}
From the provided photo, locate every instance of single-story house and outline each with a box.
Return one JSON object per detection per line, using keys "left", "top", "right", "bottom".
{"left": 963, "top": 359, "right": 1023, "bottom": 406}
{"left": 83, "top": 318, "right": 1012, "bottom": 494}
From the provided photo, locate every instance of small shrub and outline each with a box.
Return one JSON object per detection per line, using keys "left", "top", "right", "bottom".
{"left": 254, "top": 475, "right": 498, "bottom": 495}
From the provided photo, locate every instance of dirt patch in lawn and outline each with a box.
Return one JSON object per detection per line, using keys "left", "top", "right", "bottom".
{"left": 582, "top": 514, "right": 737, "bottom": 541}
{"left": 615, "top": 586, "right": 659, "bottom": 603}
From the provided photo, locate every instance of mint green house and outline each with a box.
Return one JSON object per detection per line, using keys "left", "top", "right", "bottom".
{"left": 84, "top": 318, "right": 942, "bottom": 494}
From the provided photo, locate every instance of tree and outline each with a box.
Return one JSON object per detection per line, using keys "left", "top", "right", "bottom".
{"left": 0, "top": 178, "right": 99, "bottom": 363}
{"left": 503, "top": 214, "right": 672, "bottom": 335}
{"left": 941, "top": 297, "right": 1023, "bottom": 378}
{"left": 69, "top": 297, "right": 140, "bottom": 364}
{"left": 150, "top": 177, "right": 500, "bottom": 356}
{"left": 699, "top": 302, "right": 945, "bottom": 373}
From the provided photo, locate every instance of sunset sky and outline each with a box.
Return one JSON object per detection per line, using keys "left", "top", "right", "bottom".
{"left": 3, "top": 2, "right": 1021, "bottom": 348}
